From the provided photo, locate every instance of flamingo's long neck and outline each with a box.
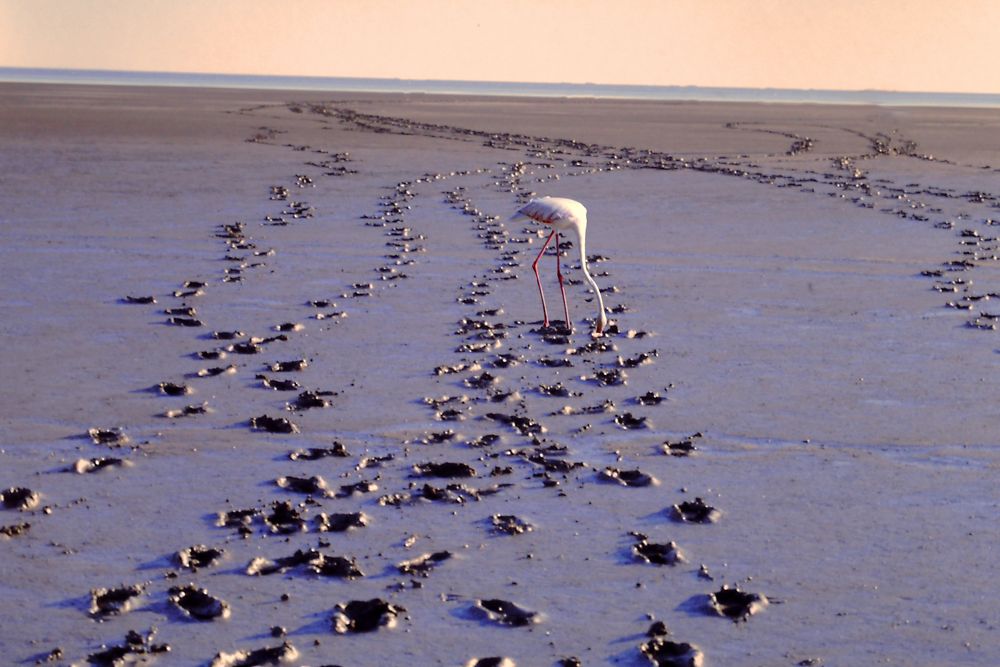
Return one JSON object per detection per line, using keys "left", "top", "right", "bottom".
{"left": 574, "top": 222, "right": 608, "bottom": 334}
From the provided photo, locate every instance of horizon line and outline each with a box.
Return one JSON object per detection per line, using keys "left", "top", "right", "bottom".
{"left": 2, "top": 67, "right": 998, "bottom": 105}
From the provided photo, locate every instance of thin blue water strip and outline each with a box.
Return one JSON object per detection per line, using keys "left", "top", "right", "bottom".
{"left": 2, "top": 67, "right": 998, "bottom": 108}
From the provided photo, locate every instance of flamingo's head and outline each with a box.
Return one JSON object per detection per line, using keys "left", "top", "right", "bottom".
{"left": 593, "top": 310, "right": 608, "bottom": 337}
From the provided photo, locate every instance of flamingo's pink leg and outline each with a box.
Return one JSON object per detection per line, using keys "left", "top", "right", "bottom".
{"left": 555, "top": 232, "right": 571, "bottom": 329}
{"left": 532, "top": 230, "right": 555, "bottom": 327}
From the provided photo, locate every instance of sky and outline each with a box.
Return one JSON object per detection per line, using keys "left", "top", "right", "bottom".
{"left": 2, "top": 0, "right": 998, "bottom": 94}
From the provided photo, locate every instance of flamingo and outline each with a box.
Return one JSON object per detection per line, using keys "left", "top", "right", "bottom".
{"left": 512, "top": 196, "right": 608, "bottom": 335}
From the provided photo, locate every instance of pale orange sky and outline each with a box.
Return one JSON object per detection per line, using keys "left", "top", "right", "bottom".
{"left": 2, "top": 0, "right": 998, "bottom": 93}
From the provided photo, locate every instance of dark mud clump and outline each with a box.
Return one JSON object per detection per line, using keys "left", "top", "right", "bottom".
{"left": 158, "top": 382, "right": 190, "bottom": 396}
{"left": 397, "top": 550, "right": 452, "bottom": 576}
{"left": 422, "top": 429, "right": 457, "bottom": 444}
{"left": 263, "top": 501, "right": 307, "bottom": 534}
{"left": 259, "top": 375, "right": 301, "bottom": 391}
{"left": 209, "top": 642, "right": 298, "bottom": 667}
{"left": 289, "top": 443, "right": 350, "bottom": 460}
{"left": 88, "top": 427, "right": 128, "bottom": 447}
{"left": 217, "top": 507, "right": 260, "bottom": 534}
{"left": 164, "top": 403, "right": 209, "bottom": 418}
{"left": 631, "top": 532, "right": 684, "bottom": 565}
{"left": 275, "top": 475, "right": 330, "bottom": 496}
{"left": 169, "top": 584, "right": 231, "bottom": 620}
{"left": 72, "top": 457, "right": 129, "bottom": 474}
{"left": 618, "top": 350, "right": 659, "bottom": 367}
{"left": 175, "top": 544, "right": 224, "bottom": 570}
{"left": 474, "top": 599, "right": 539, "bottom": 627}
{"left": 337, "top": 480, "right": 379, "bottom": 498}
{"left": 466, "top": 371, "right": 498, "bottom": 389}
{"left": 332, "top": 598, "right": 405, "bottom": 633}
{"left": 592, "top": 368, "right": 627, "bottom": 386}
{"left": 269, "top": 359, "right": 308, "bottom": 372}
{"left": 492, "top": 514, "right": 534, "bottom": 535}
{"left": 538, "top": 382, "right": 575, "bottom": 397}
{"left": 485, "top": 412, "right": 543, "bottom": 436}
{"left": 662, "top": 433, "right": 702, "bottom": 456}
{"left": 87, "top": 629, "right": 170, "bottom": 666}
{"left": 707, "top": 585, "right": 768, "bottom": 622}
{"left": 196, "top": 365, "right": 237, "bottom": 377}
{"left": 0, "top": 522, "right": 30, "bottom": 537}
{"left": 599, "top": 467, "right": 657, "bottom": 487}
{"left": 89, "top": 583, "right": 145, "bottom": 617}
{"left": 615, "top": 412, "right": 649, "bottom": 429}
{"left": 2, "top": 486, "right": 40, "bottom": 510}
{"left": 412, "top": 462, "right": 477, "bottom": 478}
{"left": 315, "top": 511, "right": 368, "bottom": 532}
{"left": 287, "top": 390, "right": 335, "bottom": 410}
{"left": 639, "top": 635, "right": 704, "bottom": 667}
{"left": 250, "top": 415, "right": 300, "bottom": 434}
{"left": 637, "top": 391, "right": 665, "bottom": 406}
{"left": 671, "top": 498, "right": 721, "bottom": 524}
{"left": 247, "top": 548, "right": 363, "bottom": 579}
{"left": 168, "top": 316, "right": 203, "bottom": 327}
{"left": 467, "top": 433, "right": 501, "bottom": 448}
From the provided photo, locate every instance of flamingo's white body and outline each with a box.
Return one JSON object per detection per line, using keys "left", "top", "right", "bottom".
{"left": 512, "top": 196, "right": 608, "bottom": 335}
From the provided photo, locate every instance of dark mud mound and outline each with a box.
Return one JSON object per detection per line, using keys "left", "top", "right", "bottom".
{"left": 637, "top": 391, "right": 665, "bottom": 406}
{"left": 639, "top": 636, "right": 703, "bottom": 667}
{"left": 2, "top": 486, "right": 40, "bottom": 510}
{"left": 259, "top": 376, "right": 301, "bottom": 391}
{"left": 671, "top": 498, "right": 721, "bottom": 524}
{"left": 209, "top": 642, "right": 298, "bottom": 667}
{"left": 287, "top": 390, "right": 335, "bottom": 410}
{"left": 168, "top": 316, "right": 203, "bottom": 327}
{"left": 315, "top": 511, "right": 368, "bottom": 532}
{"left": 331, "top": 598, "right": 404, "bottom": 633}
{"left": 263, "top": 501, "right": 307, "bottom": 534}
{"left": 275, "top": 475, "right": 330, "bottom": 496}
{"left": 615, "top": 412, "right": 649, "bottom": 430}
{"left": 412, "top": 462, "right": 477, "bottom": 478}
{"left": 164, "top": 403, "right": 209, "bottom": 418}
{"left": 0, "top": 522, "right": 30, "bottom": 537}
{"left": 89, "top": 583, "right": 145, "bottom": 617}
{"left": 466, "top": 659, "right": 516, "bottom": 667}
{"left": 250, "top": 415, "right": 300, "bottom": 434}
{"left": 169, "top": 584, "right": 230, "bottom": 620}
{"left": 485, "top": 412, "right": 543, "bottom": 436}
{"left": 397, "top": 551, "right": 452, "bottom": 577}
{"left": 157, "top": 382, "right": 190, "bottom": 396}
{"left": 474, "top": 598, "right": 539, "bottom": 627}
{"left": 707, "top": 585, "right": 768, "bottom": 622}
{"left": 175, "top": 544, "right": 224, "bottom": 570}
{"left": 599, "top": 467, "right": 657, "bottom": 487}
{"left": 73, "top": 458, "right": 129, "bottom": 474}
{"left": 87, "top": 629, "right": 169, "bottom": 666}
{"left": 269, "top": 359, "right": 308, "bottom": 372}
{"left": 662, "top": 433, "right": 702, "bottom": 457}
{"left": 247, "top": 548, "right": 363, "bottom": 579}
{"left": 631, "top": 533, "right": 684, "bottom": 565}
{"left": 87, "top": 427, "right": 128, "bottom": 447}
{"left": 289, "top": 443, "right": 350, "bottom": 460}
{"left": 196, "top": 365, "right": 236, "bottom": 377}
{"left": 122, "top": 295, "right": 156, "bottom": 304}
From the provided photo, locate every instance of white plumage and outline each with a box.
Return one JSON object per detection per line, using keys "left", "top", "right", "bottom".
{"left": 513, "top": 196, "right": 608, "bottom": 335}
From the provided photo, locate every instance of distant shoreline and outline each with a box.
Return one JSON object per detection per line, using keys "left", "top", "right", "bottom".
{"left": 2, "top": 67, "right": 998, "bottom": 108}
